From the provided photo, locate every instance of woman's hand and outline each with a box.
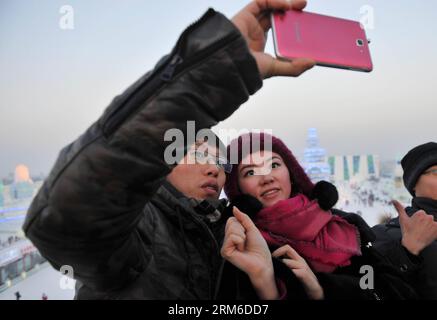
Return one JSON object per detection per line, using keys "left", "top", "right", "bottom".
{"left": 272, "top": 245, "right": 324, "bottom": 300}
{"left": 221, "top": 207, "right": 279, "bottom": 299}
{"left": 231, "top": 0, "right": 315, "bottom": 78}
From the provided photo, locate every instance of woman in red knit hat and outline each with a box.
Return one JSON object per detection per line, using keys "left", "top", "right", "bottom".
{"left": 220, "top": 132, "right": 419, "bottom": 300}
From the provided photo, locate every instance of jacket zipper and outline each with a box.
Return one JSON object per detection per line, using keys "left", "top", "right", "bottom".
{"left": 186, "top": 209, "right": 221, "bottom": 299}
{"left": 161, "top": 55, "right": 183, "bottom": 81}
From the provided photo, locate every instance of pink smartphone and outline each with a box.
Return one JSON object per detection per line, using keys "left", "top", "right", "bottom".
{"left": 271, "top": 10, "right": 373, "bottom": 72}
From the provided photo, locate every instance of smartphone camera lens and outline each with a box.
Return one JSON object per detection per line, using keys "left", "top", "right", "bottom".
{"left": 356, "top": 39, "right": 364, "bottom": 46}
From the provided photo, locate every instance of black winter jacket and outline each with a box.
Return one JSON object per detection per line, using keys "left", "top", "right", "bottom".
{"left": 316, "top": 210, "right": 418, "bottom": 300}
{"left": 373, "top": 197, "right": 437, "bottom": 299}
{"left": 23, "top": 9, "right": 262, "bottom": 299}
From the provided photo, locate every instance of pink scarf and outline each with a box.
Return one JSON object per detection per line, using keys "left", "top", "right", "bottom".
{"left": 254, "top": 194, "right": 361, "bottom": 273}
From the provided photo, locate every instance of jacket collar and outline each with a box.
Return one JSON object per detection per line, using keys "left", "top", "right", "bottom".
{"left": 410, "top": 197, "right": 437, "bottom": 216}
{"left": 153, "top": 180, "right": 196, "bottom": 218}
{"left": 153, "top": 180, "right": 227, "bottom": 227}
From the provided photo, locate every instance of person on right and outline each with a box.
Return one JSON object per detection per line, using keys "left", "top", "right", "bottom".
{"left": 373, "top": 142, "right": 437, "bottom": 299}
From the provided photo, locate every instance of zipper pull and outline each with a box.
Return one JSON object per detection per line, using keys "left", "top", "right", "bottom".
{"left": 161, "top": 54, "right": 183, "bottom": 81}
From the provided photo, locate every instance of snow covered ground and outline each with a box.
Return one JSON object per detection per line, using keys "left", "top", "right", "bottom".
{"left": 0, "top": 263, "right": 75, "bottom": 300}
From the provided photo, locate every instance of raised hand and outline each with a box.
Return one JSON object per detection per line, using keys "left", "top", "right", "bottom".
{"left": 393, "top": 199, "right": 437, "bottom": 255}
{"left": 272, "top": 244, "right": 324, "bottom": 300}
{"left": 221, "top": 207, "right": 278, "bottom": 299}
{"left": 231, "top": 0, "right": 316, "bottom": 78}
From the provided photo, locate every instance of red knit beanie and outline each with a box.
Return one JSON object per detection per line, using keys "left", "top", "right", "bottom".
{"left": 224, "top": 132, "right": 315, "bottom": 201}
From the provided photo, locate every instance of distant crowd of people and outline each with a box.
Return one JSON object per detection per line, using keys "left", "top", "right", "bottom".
{"left": 0, "top": 235, "right": 23, "bottom": 249}
{"left": 13, "top": 291, "right": 48, "bottom": 300}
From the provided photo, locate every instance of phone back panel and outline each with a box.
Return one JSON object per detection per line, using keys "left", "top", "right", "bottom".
{"left": 272, "top": 10, "right": 373, "bottom": 72}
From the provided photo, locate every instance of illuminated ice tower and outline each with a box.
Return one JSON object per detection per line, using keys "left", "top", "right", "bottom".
{"left": 9, "top": 165, "right": 34, "bottom": 200}
{"left": 303, "top": 128, "right": 330, "bottom": 182}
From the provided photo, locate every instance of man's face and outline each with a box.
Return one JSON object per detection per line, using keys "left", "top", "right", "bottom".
{"left": 166, "top": 143, "right": 226, "bottom": 200}
{"left": 415, "top": 165, "right": 437, "bottom": 200}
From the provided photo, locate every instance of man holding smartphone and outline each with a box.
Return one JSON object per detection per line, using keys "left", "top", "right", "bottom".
{"left": 23, "top": 0, "right": 314, "bottom": 299}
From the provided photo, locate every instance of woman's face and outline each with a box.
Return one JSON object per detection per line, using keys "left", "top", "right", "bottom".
{"left": 237, "top": 150, "right": 292, "bottom": 207}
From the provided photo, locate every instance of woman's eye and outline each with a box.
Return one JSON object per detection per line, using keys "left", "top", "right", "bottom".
{"left": 244, "top": 170, "right": 254, "bottom": 177}
{"left": 272, "top": 162, "right": 281, "bottom": 169}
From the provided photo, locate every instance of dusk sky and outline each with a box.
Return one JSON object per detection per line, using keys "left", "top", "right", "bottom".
{"left": 1, "top": 0, "right": 436, "bottom": 177}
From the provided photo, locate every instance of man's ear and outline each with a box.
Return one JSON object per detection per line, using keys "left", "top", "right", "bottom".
{"left": 412, "top": 183, "right": 417, "bottom": 197}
